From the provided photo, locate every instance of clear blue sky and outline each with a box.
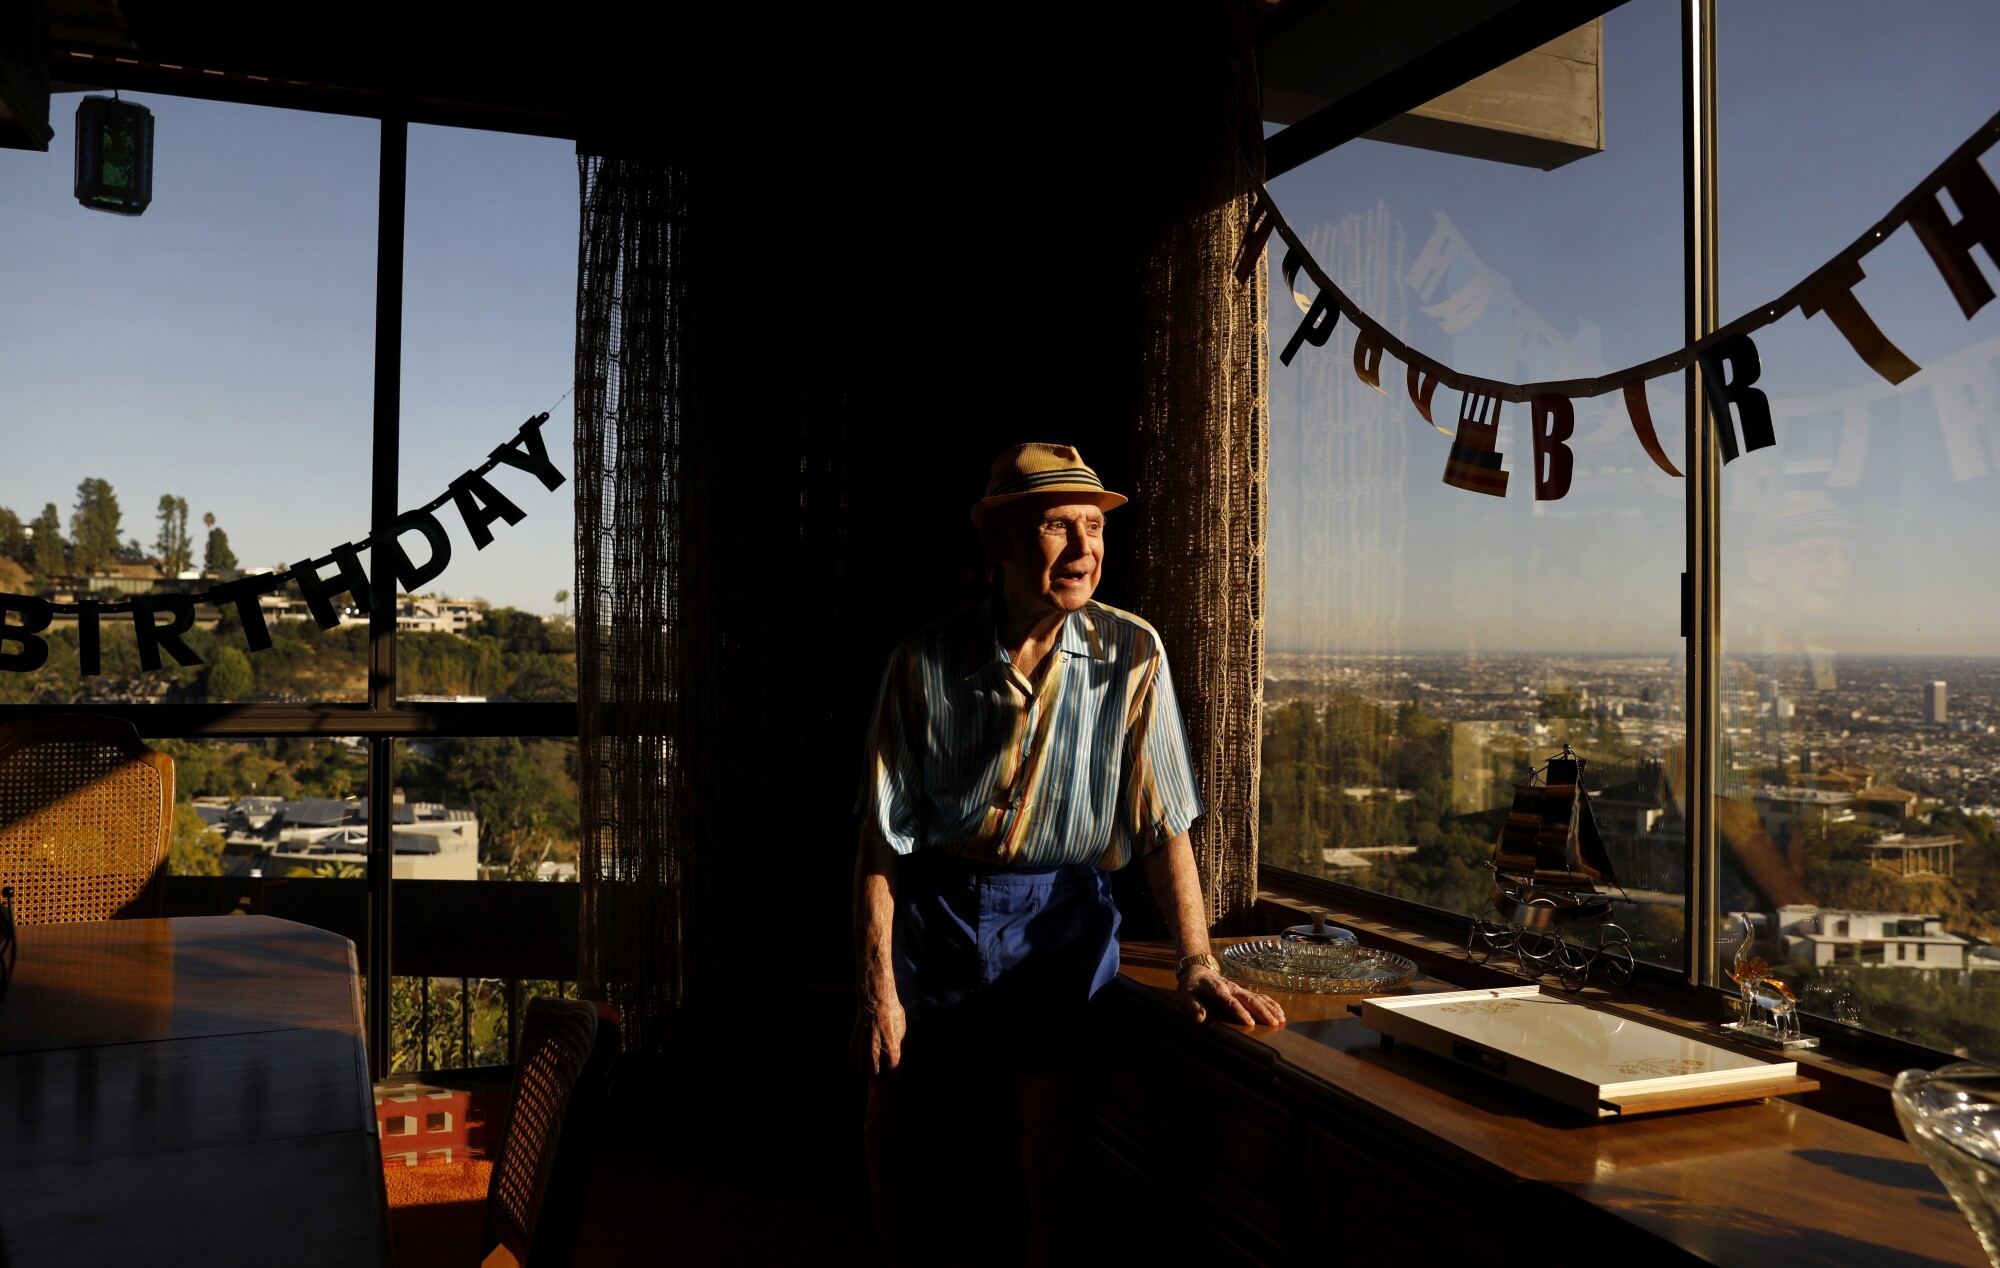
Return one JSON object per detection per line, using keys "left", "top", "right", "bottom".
{"left": 1265, "top": 0, "right": 2000, "bottom": 656}
{"left": 0, "top": 104, "right": 576, "bottom": 615}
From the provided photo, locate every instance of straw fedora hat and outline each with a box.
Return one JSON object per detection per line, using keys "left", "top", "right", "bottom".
{"left": 969, "top": 443, "right": 1129, "bottom": 523}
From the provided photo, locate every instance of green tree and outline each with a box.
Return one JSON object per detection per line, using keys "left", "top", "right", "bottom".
{"left": 202, "top": 511, "right": 238, "bottom": 573}
{"left": 424, "top": 737, "right": 578, "bottom": 875}
{"left": 69, "top": 477, "right": 122, "bottom": 574}
{"left": 29, "top": 503, "right": 66, "bottom": 578}
{"left": 505, "top": 653, "right": 577, "bottom": 701}
{"left": 468, "top": 607, "right": 554, "bottom": 652}
{"left": 0, "top": 506, "right": 24, "bottom": 561}
{"left": 168, "top": 803, "right": 226, "bottom": 877}
{"left": 205, "top": 646, "right": 255, "bottom": 702}
{"left": 156, "top": 495, "right": 192, "bottom": 576}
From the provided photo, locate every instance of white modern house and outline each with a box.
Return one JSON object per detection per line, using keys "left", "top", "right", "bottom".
{"left": 219, "top": 797, "right": 481, "bottom": 881}
{"left": 1776, "top": 905, "right": 1975, "bottom": 971}
{"left": 395, "top": 597, "right": 485, "bottom": 635}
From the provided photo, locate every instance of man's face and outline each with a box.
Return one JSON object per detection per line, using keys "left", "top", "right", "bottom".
{"left": 995, "top": 499, "right": 1105, "bottom": 622}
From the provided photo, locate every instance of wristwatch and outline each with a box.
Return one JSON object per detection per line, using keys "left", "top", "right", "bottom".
{"left": 1175, "top": 952, "right": 1221, "bottom": 977}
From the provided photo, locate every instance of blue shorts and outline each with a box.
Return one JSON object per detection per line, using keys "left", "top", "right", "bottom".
{"left": 893, "top": 850, "right": 1121, "bottom": 1071}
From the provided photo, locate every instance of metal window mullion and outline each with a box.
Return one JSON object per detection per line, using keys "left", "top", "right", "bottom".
{"left": 366, "top": 116, "right": 410, "bottom": 1077}
{"left": 1683, "top": 0, "right": 1722, "bottom": 991}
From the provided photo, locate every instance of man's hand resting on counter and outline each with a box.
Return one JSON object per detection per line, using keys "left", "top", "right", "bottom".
{"left": 1178, "top": 963, "right": 1287, "bottom": 1027}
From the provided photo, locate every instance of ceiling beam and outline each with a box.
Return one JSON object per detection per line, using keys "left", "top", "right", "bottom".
{"left": 47, "top": 41, "right": 590, "bottom": 138}
{"left": 1263, "top": 0, "right": 1625, "bottom": 178}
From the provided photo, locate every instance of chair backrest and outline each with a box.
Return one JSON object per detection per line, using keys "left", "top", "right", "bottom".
{"left": 486, "top": 996, "right": 620, "bottom": 1267}
{"left": 0, "top": 715, "right": 174, "bottom": 925}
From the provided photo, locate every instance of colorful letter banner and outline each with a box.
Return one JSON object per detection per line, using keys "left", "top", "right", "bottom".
{"left": 1245, "top": 107, "right": 2000, "bottom": 500}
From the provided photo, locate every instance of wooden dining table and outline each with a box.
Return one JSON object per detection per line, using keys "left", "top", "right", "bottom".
{"left": 0, "top": 915, "right": 389, "bottom": 1266}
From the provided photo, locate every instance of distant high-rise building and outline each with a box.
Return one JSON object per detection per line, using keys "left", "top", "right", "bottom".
{"left": 1925, "top": 680, "right": 1948, "bottom": 725}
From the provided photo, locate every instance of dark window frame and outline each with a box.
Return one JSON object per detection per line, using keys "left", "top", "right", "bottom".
{"left": 0, "top": 77, "right": 583, "bottom": 1074}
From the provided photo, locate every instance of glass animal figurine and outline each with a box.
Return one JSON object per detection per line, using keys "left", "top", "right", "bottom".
{"left": 1722, "top": 913, "right": 1818, "bottom": 1050}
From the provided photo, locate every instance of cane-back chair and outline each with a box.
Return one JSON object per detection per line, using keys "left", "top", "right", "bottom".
{"left": 486, "top": 996, "right": 619, "bottom": 1266}
{"left": 0, "top": 715, "right": 175, "bottom": 925}
{"left": 381, "top": 995, "right": 619, "bottom": 1267}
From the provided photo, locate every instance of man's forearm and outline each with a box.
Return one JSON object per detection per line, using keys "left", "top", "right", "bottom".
{"left": 1142, "top": 831, "right": 1210, "bottom": 960}
{"left": 854, "top": 827, "right": 900, "bottom": 993}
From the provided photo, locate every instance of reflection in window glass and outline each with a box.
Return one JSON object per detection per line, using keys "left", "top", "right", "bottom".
{"left": 394, "top": 738, "right": 579, "bottom": 881}
{"left": 397, "top": 124, "right": 577, "bottom": 702}
{"left": 0, "top": 96, "right": 377, "bottom": 703}
{"left": 1717, "top": 1, "right": 2000, "bottom": 1055}
{"left": 1259, "top": 2, "right": 1688, "bottom": 969}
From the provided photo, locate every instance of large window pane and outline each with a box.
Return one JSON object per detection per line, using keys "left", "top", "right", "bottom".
{"left": 396, "top": 124, "right": 577, "bottom": 702}
{"left": 1260, "top": 2, "right": 1689, "bottom": 970}
{"left": 156, "top": 737, "right": 368, "bottom": 971}
{"left": 388, "top": 736, "right": 579, "bottom": 1074}
{"left": 1717, "top": 1, "right": 2000, "bottom": 1054}
{"left": 165, "top": 736, "right": 370, "bottom": 877}
{"left": 0, "top": 95, "right": 377, "bottom": 703}
{"left": 393, "top": 737, "right": 579, "bottom": 881}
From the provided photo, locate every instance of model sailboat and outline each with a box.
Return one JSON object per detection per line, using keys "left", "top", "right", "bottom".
{"left": 1468, "top": 744, "right": 1635, "bottom": 990}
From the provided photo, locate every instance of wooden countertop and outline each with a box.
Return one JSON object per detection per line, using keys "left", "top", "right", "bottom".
{"left": 1119, "top": 939, "right": 1984, "bottom": 1268}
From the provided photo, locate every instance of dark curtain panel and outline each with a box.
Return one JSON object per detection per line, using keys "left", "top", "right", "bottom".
{"left": 573, "top": 153, "right": 713, "bottom": 1058}
{"left": 1124, "top": 1, "right": 1271, "bottom": 931}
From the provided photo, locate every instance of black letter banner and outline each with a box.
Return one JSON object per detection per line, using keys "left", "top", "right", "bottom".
{"left": 1908, "top": 157, "right": 2000, "bottom": 320}
{"left": 131, "top": 595, "right": 203, "bottom": 672}
{"left": 0, "top": 595, "right": 51, "bottom": 673}
{"left": 1530, "top": 395, "right": 1575, "bottom": 501}
{"left": 0, "top": 413, "right": 562, "bottom": 676}
{"left": 1697, "top": 333, "right": 1777, "bottom": 463}
{"left": 378, "top": 510, "right": 454, "bottom": 598}
{"left": 1799, "top": 258, "right": 1920, "bottom": 384}
{"left": 1280, "top": 291, "right": 1340, "bottom": 367}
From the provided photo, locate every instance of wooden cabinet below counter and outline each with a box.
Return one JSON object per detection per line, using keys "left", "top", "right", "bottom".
{"left": 1097, "top": 944, "right": 1983, "bottom": 1268}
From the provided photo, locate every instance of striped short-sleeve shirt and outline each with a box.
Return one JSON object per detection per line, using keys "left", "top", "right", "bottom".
{"left": 855, "top": 597, "right": 1203, "bottom": 869}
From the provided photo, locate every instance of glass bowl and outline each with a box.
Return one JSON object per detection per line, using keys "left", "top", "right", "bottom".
{"left": 1219, "top": 937, "right": 1418, "bottom": 995}
{"left": 1893, "top": 1061, "right": 2000, "bottom": 1266}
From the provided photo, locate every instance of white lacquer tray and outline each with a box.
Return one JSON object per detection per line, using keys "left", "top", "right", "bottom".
{"left": 1360, "top": 985, "right": 1818, "bottom": 1118}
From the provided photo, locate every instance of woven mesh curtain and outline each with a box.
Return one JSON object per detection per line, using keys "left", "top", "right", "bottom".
{"left": 1126, "top": 3, "right": 1269, "bottom": 930}
{"left": 573, "top": 153, "right": 714, "bottom": 1057}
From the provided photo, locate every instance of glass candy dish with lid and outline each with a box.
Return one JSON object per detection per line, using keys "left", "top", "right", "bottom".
{"left": 1894, "top": 1062, "right": 2000, "bottom": 1265}
{"left": 1219, "top": 937, "right": 1418, "bottom": 995}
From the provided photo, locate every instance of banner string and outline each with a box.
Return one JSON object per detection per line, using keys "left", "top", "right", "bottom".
{"left": 1241, "top": 106, "right": 2000, "bottom": 404}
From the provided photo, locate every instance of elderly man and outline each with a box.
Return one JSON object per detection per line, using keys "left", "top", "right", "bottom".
{"left": 852, "top": 442, "right": 1284, "bottom": 1265}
